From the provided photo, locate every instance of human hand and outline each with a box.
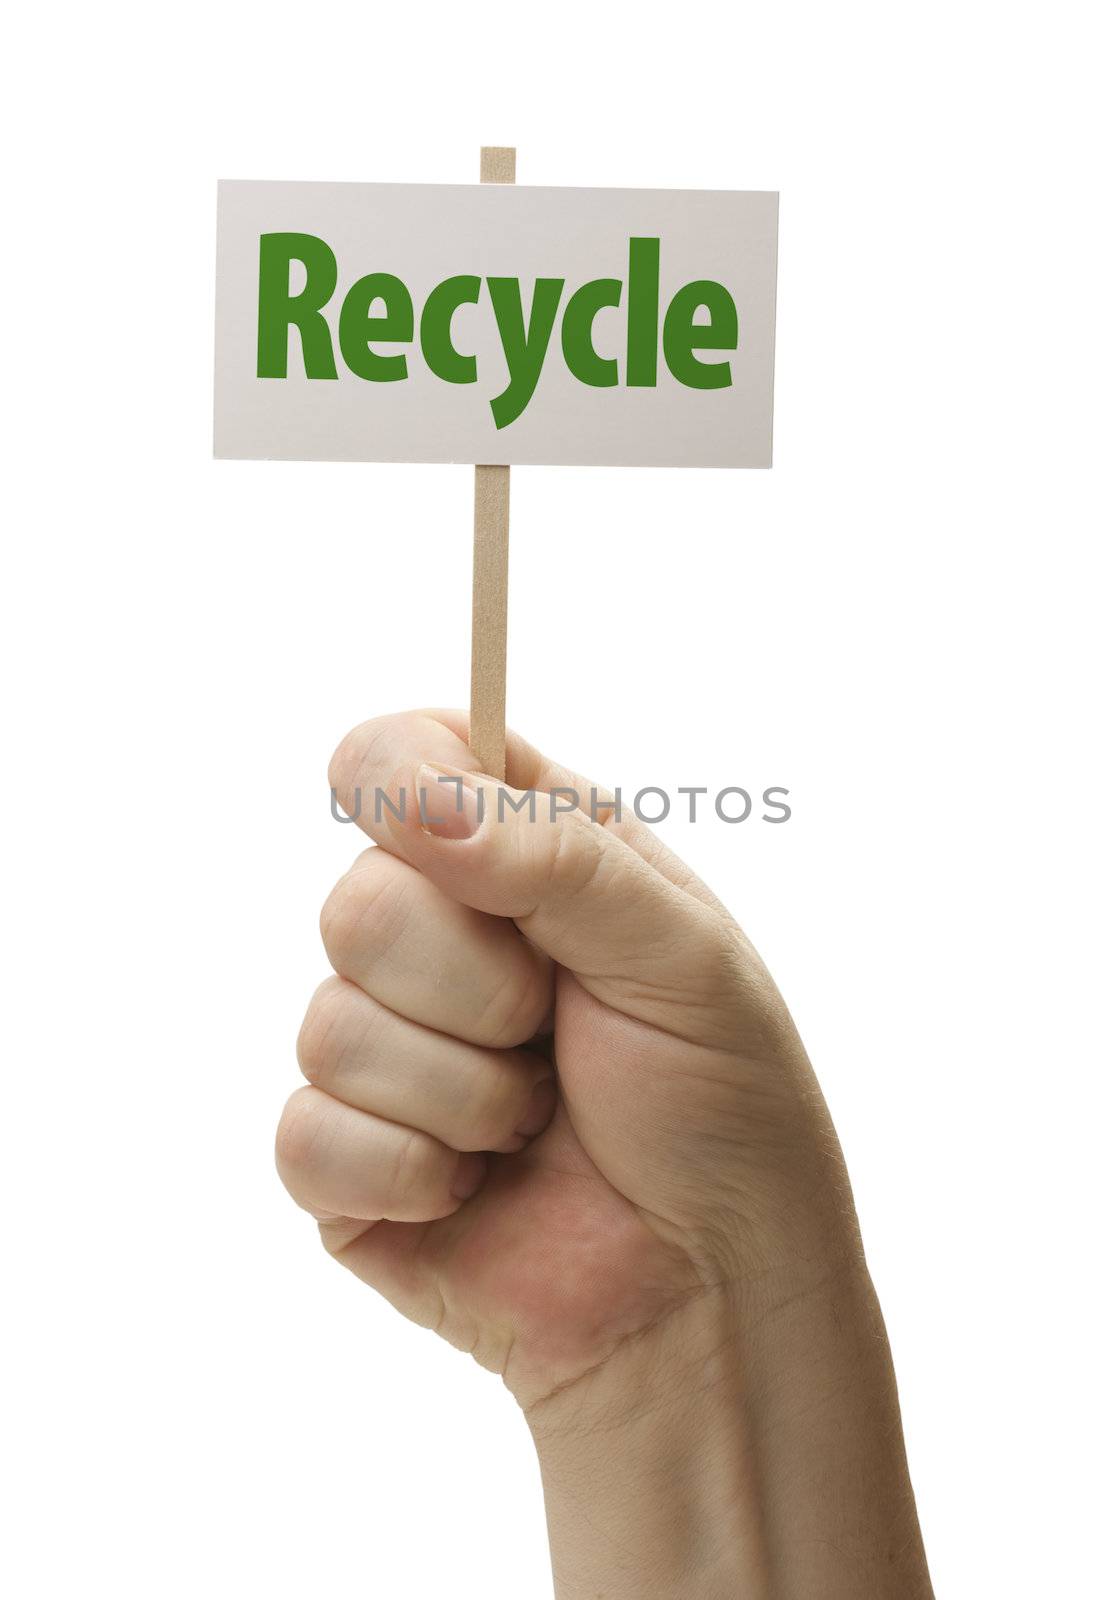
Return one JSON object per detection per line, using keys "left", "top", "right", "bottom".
{"left": 277, "top": 710, "right": 932, "bottom": 1598}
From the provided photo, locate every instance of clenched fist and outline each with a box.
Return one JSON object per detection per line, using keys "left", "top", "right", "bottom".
{"left": 277, "top": 710, "right": 932, "bottom": 1600}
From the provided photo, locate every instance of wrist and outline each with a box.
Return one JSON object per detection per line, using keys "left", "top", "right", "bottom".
{"left": 525, "top": 1257, "right": 932, "bottom": 1600}
{"left": 526, "top": 1285, "right": 762, "bottom": 1600}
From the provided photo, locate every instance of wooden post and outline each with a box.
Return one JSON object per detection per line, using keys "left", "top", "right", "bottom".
{"left": 469, "top": 145, "right": 515, "bottom": 781}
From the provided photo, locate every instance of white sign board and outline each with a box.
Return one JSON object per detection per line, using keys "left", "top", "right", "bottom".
{"left": 214, "top": 181, "right": 778, "bottom": 468}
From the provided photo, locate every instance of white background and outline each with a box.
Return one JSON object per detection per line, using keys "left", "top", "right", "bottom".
{"left": 2, "top": 3, "right": 1109, "bottom": 1596}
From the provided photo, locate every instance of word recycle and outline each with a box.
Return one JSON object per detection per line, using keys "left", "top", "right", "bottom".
{"left": 257, "top": 234, "right": 742, "bottom": 428}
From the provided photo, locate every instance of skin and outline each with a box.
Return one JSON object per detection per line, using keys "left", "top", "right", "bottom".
{"left": 276, "top": 709, "right": 934, "bottom": 1598}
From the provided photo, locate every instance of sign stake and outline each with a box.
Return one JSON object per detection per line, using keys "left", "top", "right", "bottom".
{"left": 469, "top": 145, "right": 515, "bottom": 781}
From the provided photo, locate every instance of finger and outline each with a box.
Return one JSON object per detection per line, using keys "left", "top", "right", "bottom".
{"left": 330, "top": 709, "right": 726, "bottom": 915}
{"left": 320, "top": 845, "right": 551, "bottom": 1048}
{"left": 297, "top": 976, "right": 557, "bottom": 1153}
{"left": 275, "top": 1086, "right": 486, "bottom": 1224}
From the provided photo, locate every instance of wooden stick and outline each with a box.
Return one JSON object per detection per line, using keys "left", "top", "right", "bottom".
{"left": 470, "top": 145, "right": 515, "bottom": 781}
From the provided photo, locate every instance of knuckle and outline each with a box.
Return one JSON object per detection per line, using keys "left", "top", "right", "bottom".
{"left": 476, "top": 966, "right": 548, "bottom": 1048}
{"left": 296, "top": 979, "right": 346, "bottom": 1085}
{"left": 386, "top": 1125, "right": 441, "bottom": 1212}
{"left": 319, "top": 853, "right": 409, "bottom": 972}
{"left": 540, "top": 809, "right": 609, "bottom": 906}
{"left": 327, "top": 711, "right": 428, "bottom": 805}
{"left": 327, "top": 719, "right": 386, "bottom": 811}
{"left": 275, "top": 1087, "right": 325, "bottom": 1181}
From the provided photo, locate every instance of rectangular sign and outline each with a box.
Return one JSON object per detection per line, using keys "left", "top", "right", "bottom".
{"left": 214, "top": 181, "right": 778, "bottom": 468}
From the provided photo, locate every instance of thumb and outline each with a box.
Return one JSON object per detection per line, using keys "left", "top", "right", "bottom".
{"left": 385, "top": 762, "right": 740, "bottom": 1045}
